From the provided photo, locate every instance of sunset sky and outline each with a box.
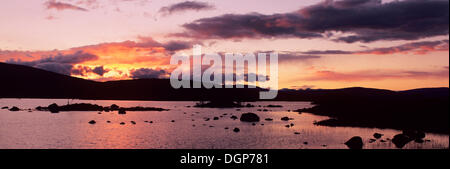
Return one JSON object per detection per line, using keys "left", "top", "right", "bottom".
{"left": 0, "top": 0, "right": 448, "bottom": 90}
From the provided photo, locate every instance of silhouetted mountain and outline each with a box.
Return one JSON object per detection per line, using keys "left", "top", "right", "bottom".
{"left": 0, "top": 62, "right": 260, "bottom": 101}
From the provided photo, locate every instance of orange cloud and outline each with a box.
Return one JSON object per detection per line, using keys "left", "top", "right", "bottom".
{"left": 1, "top": 37, "right": 196, "bottom": 81}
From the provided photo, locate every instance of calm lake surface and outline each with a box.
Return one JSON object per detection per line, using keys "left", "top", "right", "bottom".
{"left": 0, "top": 99, "right": 448, "bottom": 149}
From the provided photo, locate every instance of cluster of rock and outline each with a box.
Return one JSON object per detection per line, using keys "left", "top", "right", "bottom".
{"left": 345, "top": 130, "right": 428, "bottom": 149}
{"left": 35, "top": 103, "right": 168, "bottom": 113}
{"left": 392, "top": 130, "right": 427, "bottom": 148}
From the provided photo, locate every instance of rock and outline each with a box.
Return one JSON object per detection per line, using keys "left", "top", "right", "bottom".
{"left": 294, "top": 132, "right": 300, "bottom": 135}
{"left": 209, "top": 125, "right": 214, "bottom": 128}
{"left": 265, "top": 118, "right": 273, "bottom": 121}
{"left": 290, "top": 123, "right": 294, "bottom": 127}
{"left": 98, "top": 112, "right": 102, "bottom": 114}
{"left": 392, "top": 134, "right": 413, "bottom": 148}
{"left": 213, "top": 117, "right": 219, "bottom": 120}
{"left": 303, "top": 142, "right": 308, "bottom": 145}
{"left": 144, "top": 121, "right": 148, "bottom": 123}
{"left": 1, "top": 106, "right": 8, "bottom": 109}
{"left": 224, "top": 127, "right": 229, "bottom": 130}
{"left": 373, "top": 133, "right": 383, "bottom": 139}
{"left": 380, "top": 140, "right": 387, "bottom": 142}
{"left": 110, "top": 104, "right": 120, "bottom": 110}
{"left": 9, "top": 106, "right": 20, "bottom": 111}
{"left": 171, "top": 120, "right": 175, "bottom": 122}
{"left": 240, "top": 113, "right": 260, "bottom": 122}
{"left": 233, "top": 128, "right": 240, "bottom": 133}
{"left": 120, "top": 122, "right": 125, "bottom": 125}
{"left": 285, "top": 125, "right": 290, "bottom": 128}
{"left": 149, "top": 121, "right": 153, "bottom": 123}
{"left": 48, "top": 103, "right": 59, "bottom": 113}
{"left": 252, "top": 123, "right": 256, "bottom": 126}
{"left": 107, "top": 121, "right": 111, "bottom": 123}
{"left": 281, "top": 117, "right": 290, "bottom": 121}
{"left": 204, "top": 118, "right": 210, "bottom": 121}
{"left": 369, "top": 139, "right": 376, "bottom": 143}
{"left": 266, "top": 105, "right": 283, "bottom": 108}
{"left": 88, "top": 120, "right": 96, "bottom": 124}
{"left": 118, "top": 109, "right": 126, "bottom": 114}
{"left": 131, "top": 121, "right": 136, "bottom": 124}
{"left": 245, "top": 103, "right": 254, "bottom": 107}
{"left": 230, "top": 115, "right": 238, "bottom": 120}
{"left": 345, "top": 136, "right": 364, "bottom": 149}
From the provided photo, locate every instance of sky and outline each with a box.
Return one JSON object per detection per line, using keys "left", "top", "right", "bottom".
{"left": 0, "top": 0, "right": 448, "bottom": 90}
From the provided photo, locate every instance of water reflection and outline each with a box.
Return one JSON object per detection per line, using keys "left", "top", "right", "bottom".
{"left": 0, "top": 99, "right": 448, "bottom": 149}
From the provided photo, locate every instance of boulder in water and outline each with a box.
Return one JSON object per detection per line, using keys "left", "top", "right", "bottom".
{"left": 118, "top": 109, "right": 126, "bottom": 114}
{"left": 281, "top": 117, "right": 290, "bottom": 121}
{"left": 110, "top": 104, "right": 120, "bottom": 110}
{"left": 373, "top": 133, "right": 383, "bottom": 139}
{"left": 9, "top": 106, "right": 20, "bottom": 111}
{"left": 392, "top": 134, "right": 413, "bottom": 148}
{"left": 48, "top": 103, "right": 59, "bottom": 113}
{"left": 345, "top": 136, "right": 364, "bottom": 149}
{"left": 88, "top": 120, "right": 96, "bottom": 124}
{"left": 240, "top": 113, "right": 260, "bottom": 122}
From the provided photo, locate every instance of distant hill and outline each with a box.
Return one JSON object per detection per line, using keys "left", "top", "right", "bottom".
{"left": 0, "top": 62, "right": 260, "bottom": 101}
{"left": 1, "top": 62, "right": 448, "bottom": 102}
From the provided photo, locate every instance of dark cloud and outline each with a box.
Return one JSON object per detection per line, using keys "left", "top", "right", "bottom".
{"left": 35, "top": 62, "right": 74, "bottom": 75}
{"left": 162, "top": 41, "right": 195, "bottom": 52}
{"left": 6, "top": 51, "right": 98, "bottom": 75}
{"left": 278, "top": 52, "right": 322, "bottom": 63}
{"left": 302, "top": 40, "right": 449, "bottom": 55}
{"left": 130, "top": 68, "right": 168, "bottom": 79}
{"left": 159, "top": 1, "right": 214, "bottom": 16}
{"left": 45, "top": 0, "right": 88, "bottom": 11}
{"left": 71, "top": 65, "right": 92, "bottom": 76}
{"left": 92, "top": 66, "right": 109, "bottom": 76}
{"left": 136, "top": 36, "right": 198, "bottom": 52}
{"left": 177, "top": 13, "right": 322, "bottom": 39}
{"left": 177, "top": 0, "right": 449, "bottom": 43}
{"left": 257, "top": 50, "right": 322, "bottom": 63}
